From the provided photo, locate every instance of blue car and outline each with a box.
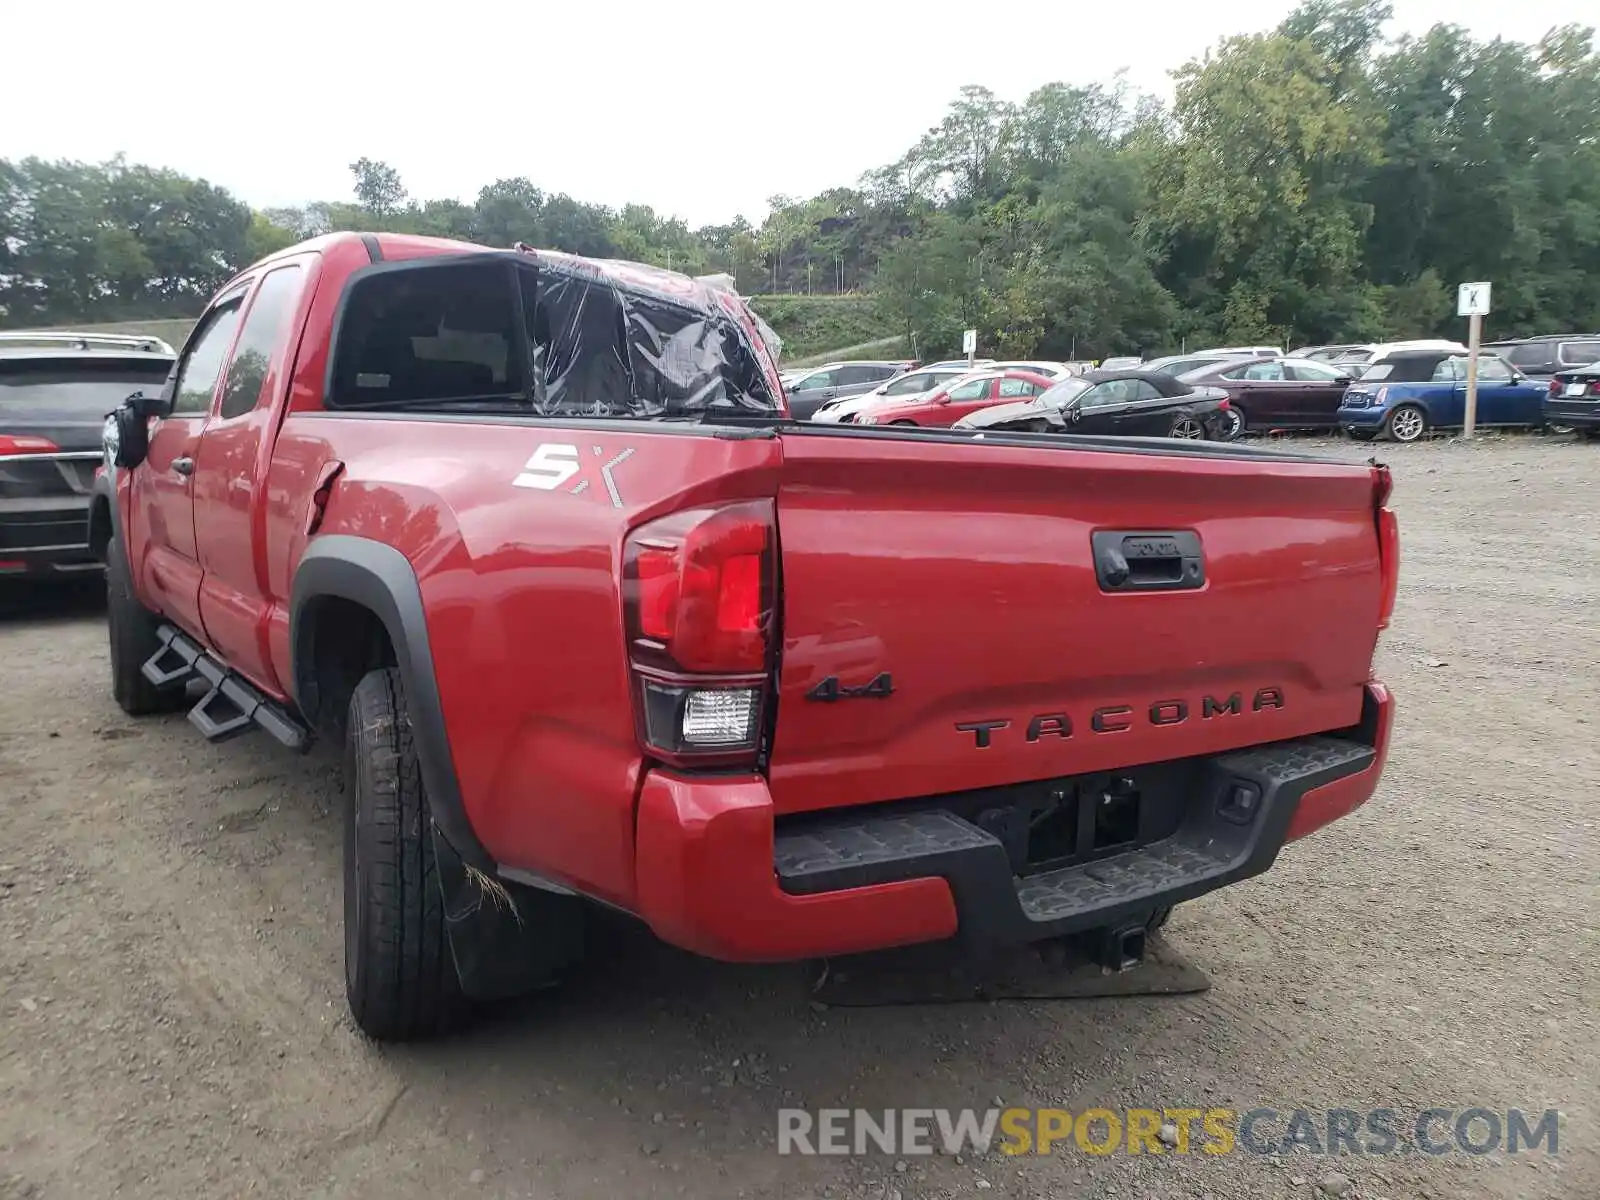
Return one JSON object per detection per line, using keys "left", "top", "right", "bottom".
{"left": 1338, "top": 348, "right": 1547, "bottom": 442}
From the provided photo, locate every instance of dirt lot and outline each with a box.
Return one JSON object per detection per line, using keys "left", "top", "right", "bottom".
{"left": 2, "top": 436, "right": 1595, "bottom": 1200}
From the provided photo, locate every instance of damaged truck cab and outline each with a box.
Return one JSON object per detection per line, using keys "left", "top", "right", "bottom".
{"left": 92, "top": 232, "right": 1397, "bottom": 1041}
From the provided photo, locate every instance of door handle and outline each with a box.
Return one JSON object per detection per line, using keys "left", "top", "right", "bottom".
{"left": 1092, "top": 530, "right": 1206, "bottom": 592}
{"left": 172, "top": 456, "right": 194, "bottom": 476}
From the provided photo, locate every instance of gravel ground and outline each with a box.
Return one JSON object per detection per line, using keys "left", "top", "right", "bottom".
{"left": 1, "top": 434, "right": 1595, "bottom": 1200}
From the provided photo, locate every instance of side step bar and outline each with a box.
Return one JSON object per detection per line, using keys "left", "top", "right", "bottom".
{"left": 141, "top": 625, "right": 311, "bottom": 752}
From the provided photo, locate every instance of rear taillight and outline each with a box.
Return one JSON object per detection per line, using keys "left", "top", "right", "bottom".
{"left": 1373, "top": 466, "right": 1399, "bottom": 631}
{"left": 1217, "top": 397, "right": 1231, "bottom": 411}
{"left": 1591, "top": 380, "right": 1600, "bottom": 397}
{"left": 1548, "top": 378, "right": 1562, "bottom": 396}
{"left": 0, "top": 434, "right": 60, "bottom": 456}
{"left": 622, "top": 500, "right": 777, "bottom": 768}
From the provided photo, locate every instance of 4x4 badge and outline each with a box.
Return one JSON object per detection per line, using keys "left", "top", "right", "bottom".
{"left": 806, "top": 673, "right": 894, "bottom": 703}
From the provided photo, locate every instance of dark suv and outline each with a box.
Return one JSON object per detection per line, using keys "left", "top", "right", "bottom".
{"left": 1484, "top": 334, "right": 1600, "bottom": 379}
{"left": 781, "top": 360, "right": 911, "bottom": 420}
{"left": 1, "top": 332, "right": 175, "bottom": 579}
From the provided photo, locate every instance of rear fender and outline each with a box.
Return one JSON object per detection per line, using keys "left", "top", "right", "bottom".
{"left": 289, "top": 535, "right": 489, "bottom": 870}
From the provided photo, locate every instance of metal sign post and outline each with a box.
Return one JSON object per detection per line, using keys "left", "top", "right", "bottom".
{"left": 1457, "top": 282, "right": 1492, "bottom": 439}
{"left": 962, "top": 328, "right": 977, "bottom": 369}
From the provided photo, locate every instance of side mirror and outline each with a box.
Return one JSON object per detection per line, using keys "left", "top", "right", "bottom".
{"left": 105, "top": 392, "right": 156, "bottom": 470}
{"left": 132, "top": 387, "right": 172, "bottom": 419}
{"left": 1067, "top": 406, "right": 1083, "bottom": 423}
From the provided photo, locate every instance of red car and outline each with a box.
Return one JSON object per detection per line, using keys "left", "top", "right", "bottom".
{"left": 855, "top": 369, "right": 1055, "bottom": 426}
{"left": 92, "top": 233, "right": 1397, "bottom": 1041}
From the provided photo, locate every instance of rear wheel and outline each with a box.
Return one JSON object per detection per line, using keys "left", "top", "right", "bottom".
{"left": 889, "top": 420, "right": 916, "bottom": 427}
{"left": 1221, "top": 406, "right": 1246, "bottom": 440}
{"left": 105, "top": 532, "right": 183, "bottom": 716}
{"left": 1385, "top": 404, "right": 1427, "bottom": 443}
{"left": 343, "top": 667, "right": 461, "bottom": 1041}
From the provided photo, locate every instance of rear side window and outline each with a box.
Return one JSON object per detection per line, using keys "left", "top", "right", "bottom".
{"left": 1288, "top": 361, "right": 1345, "bottom": 381}
{"left": 883, "top": 370, "right": 950, "bottom": 396}
{"left": 791, "top": 371, "right": 833, "bottom": 392}
{"left": 1505, "top": 343, "right": 1552, "bottom": 369}
{"left": 0, "top": 357, "right": 173, "bottom": 423}
{"left": 328, "top": 254, "right": 777, "bottom": 417}
{"left": 1240, "top": 362, "right": 1285, "bottom": 381}
{"left": 947, "top": 378, "right": 991, "bottom": 401}
{"left": 219, "top": 266, "right": 304, "bottom": 419}
{"left": 1561, "top": 340, "right": 1600, "bottom": 366}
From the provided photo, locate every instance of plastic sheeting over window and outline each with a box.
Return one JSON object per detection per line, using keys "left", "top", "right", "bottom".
{"left": 327, "top": 247, "right": 784, "bottom": 419}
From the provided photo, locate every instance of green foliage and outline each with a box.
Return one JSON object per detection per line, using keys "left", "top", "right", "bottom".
{"left": 746, "top": 295, "right": 894, "bottom": 359}
{"left": 4, "top": 3, "right": 1598, "bottom": 357}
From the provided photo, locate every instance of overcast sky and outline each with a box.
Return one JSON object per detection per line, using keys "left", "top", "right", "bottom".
{"left": 6, "top": 0, "right": 1590, "bottom": 227}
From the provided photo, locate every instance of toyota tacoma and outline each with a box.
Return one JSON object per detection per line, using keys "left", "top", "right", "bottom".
{"left": 91, "top": 232, "right": 1398, "bottom": 1041}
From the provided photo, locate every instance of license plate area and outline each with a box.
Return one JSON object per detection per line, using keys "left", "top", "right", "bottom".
{"left": 773, "top": 761, "right": 1195, "bottom": 879}
{"left": 1566, "top": 382, "right": 1590, "bottom": 397}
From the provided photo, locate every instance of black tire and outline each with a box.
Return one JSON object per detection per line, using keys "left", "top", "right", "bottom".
{"left": 1384, "top": 404, "right": 1427, "bottom": 443}
{"left": 1346, "top": 428, "right": 1377, "bottom": 442}
{"left": 889, "top": 419, "right": 916, "bottom": 426}
{"left": 1222, "top": 406, "right": 1246, "bottom": 440}
{"left": 105, "top": 532, "right": 183, "bottom": 716}
{"left": 343, "top": 667, "right": 461, "bottom": 1041}
{"left": 1576, "top": 427, "right": 1599, "bottom": 442}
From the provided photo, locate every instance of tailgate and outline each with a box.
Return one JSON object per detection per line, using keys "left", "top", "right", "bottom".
{"left": 768, "top": 432, "right": 1385, "bottom": 814}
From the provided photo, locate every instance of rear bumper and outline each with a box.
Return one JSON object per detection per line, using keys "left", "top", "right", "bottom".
{"left": 1338, "top": 407, "right": 1387, "bottom": 430}
{"left": 0, "top": 494, "right": 98, "bottom": 575}
{"left": 634, "top": 682, "right": 1393, "bottom": 962}
{"left": 1543, "top": 399, "right": 1600, "bottom": 429}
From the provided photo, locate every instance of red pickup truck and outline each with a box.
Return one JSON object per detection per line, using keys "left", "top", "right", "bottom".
{"left": 92, "top": 233, "right": 1398, "bottom": 1041}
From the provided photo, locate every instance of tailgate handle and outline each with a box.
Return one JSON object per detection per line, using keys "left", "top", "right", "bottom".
{"left": 1092, "top": 531, "right": 1204, "bottom": 593}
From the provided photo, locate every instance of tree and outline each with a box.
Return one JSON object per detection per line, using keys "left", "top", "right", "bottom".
{"left": 5, "top": 12, "right": 1599, "bottom": 352}
{"left": 349, "top": 157, "right": 407, "bottom": 217}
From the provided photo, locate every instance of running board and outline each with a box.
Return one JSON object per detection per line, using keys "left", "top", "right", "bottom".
{"left": 140, "top": 626, "right": 310, "bottom": 752}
